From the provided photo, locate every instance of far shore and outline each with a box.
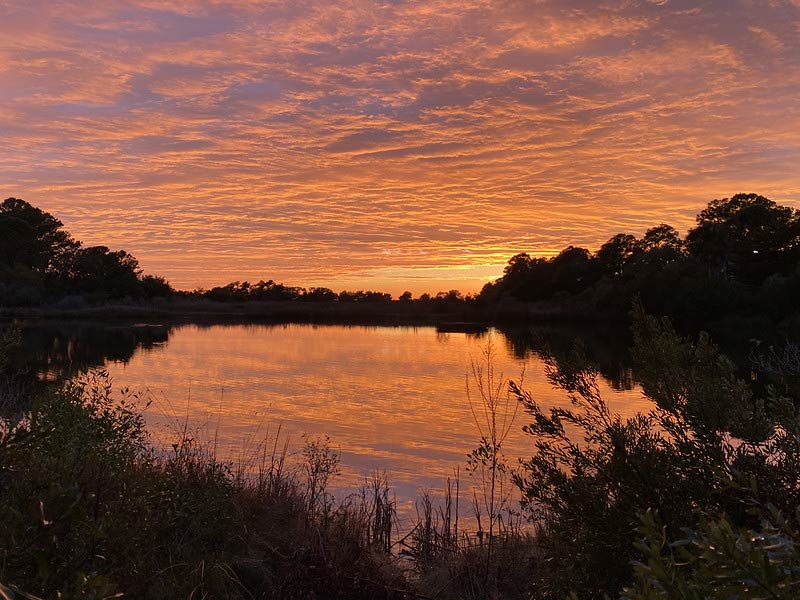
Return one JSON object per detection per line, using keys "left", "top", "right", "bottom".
{"left": 0, "top": 297, "right": 610, "bottom": 327}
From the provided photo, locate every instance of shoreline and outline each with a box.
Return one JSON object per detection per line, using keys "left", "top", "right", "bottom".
{"left": 0, "top": 298, "right": 614, "bottom": 327}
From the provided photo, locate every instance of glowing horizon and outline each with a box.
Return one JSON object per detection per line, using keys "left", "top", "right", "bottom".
{"left": 2, "top": 1, "right": 799, "bottom": 295}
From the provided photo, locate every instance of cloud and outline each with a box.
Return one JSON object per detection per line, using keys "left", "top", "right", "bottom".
{"left": 1, "top": 0, "right": 799, "bottom": 294}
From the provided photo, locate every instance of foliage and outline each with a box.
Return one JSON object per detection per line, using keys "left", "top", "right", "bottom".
{"left": 201, "top": 280, "right": 395, "bottom": 303}
{"left": 0, "top": 198, "right": 78, "bottom": 276}
{"left": 66, "top": 246, "right": 142, "bottom": 299}
{"left": 625, "top": 507, "right": 800, "bottom": 599}
{"left": 511, "top": 303, "right": 800, "bottom": 598}
{"left": 0, "top": 372, "right": 408, "bottom": 599}
{"left": 337, "top": 289, "right": 393, "bottom": 302}
{"left": 482, "top": 193, "right": 800, "bottom": 340}
{"left": 0, "top": 198, "right": 173, "bottom": 305}
{"left": 203, "top": 279, "right": 304, "bottom": 302}
{"left": 686, "top": 193, "right": 800, "bottom": 282}
{"left": 138, "top": 274, "right": 174, "bottom": 298}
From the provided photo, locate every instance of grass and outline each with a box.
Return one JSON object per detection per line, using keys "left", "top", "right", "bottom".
{"left": 0, "top": 370, "right": 412, "bottom": 599}
{"left": 400, "top": 479, "right": 540, "bottom": 600}
{"left": 0, "top": 368, "right": 543, "bottom": 599}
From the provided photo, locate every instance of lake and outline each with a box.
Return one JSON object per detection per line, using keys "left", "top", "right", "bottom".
{"left": 20, "top": 320, "right": 648, "bottom": 524}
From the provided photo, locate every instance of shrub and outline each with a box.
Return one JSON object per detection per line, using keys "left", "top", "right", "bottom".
{"left": 511, "top": 304, "right": 800, "bottom": 598}
{"left": 0, "top": 372, "right": 408, "bottom": 599}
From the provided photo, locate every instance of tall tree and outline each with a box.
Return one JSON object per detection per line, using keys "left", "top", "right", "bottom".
{"left": 551, "top": 246, "right": 598, "bottom": 294}
{"left": 686, "top": 193, "right": 800, "bottom": 282}
{"left": 0, "top": 198, "right": 78, "bottom": 275}
{"left": 639, "top": 224, "right": 683, "bottom": 254}
{"left": 596, "top": 233, "right": 639, "bottom": 276}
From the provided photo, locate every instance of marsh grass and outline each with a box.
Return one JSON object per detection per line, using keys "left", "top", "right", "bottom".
{"left": 397, "top": 469, "right": 540, "bottom": 600}
{"left": 0, "top": 368, "right": 412, "bottom": 599}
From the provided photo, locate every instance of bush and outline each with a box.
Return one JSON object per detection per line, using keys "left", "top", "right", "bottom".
{"left": 0, "top": 372, "right": 408, "bottom": 599}
{"left": 625, "top": 507, "right": 800, "bottom": 599}
{"left": 511, "top": 304, "right": 800, "bottom": 598}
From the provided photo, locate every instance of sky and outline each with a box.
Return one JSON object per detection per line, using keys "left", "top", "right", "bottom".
{"left": 1, "top": 0, "right": 799, "bottom": 295}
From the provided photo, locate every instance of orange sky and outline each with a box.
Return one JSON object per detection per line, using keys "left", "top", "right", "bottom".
{"left": 1, "top": 0, "right": 799, "bottom": 295}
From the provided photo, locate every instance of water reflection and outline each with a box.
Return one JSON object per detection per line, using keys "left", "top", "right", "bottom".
{"left": 19, "top": 321, "right": 647, "bottom": 522}
{"left": 19, "top": 321, "right": 172, "bottom": 381}
{"left": 498, "top": 324, "right": 636, "bottom": 391}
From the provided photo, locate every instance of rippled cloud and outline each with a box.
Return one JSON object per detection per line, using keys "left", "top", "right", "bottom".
{"left": 1, "top": 0, "right": 799, "bottom": 293}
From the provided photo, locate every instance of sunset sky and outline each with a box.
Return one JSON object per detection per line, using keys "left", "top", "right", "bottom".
{"left": 1, "top": 0, "right": 799, "bottom": 295}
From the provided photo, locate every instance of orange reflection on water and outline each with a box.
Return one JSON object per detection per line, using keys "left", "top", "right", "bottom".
{"left": 103, "top": 324, "right": 649, "bottom": 520}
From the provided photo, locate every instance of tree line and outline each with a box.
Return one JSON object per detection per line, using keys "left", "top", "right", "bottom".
{"left": 480, "top": 193, "right": 800, "bottom": 339}
{"left": 0, "top": 197, "right": 444, "bottom": 306}
{"left": 201, "top": 280, "right": 393, "bottom": 303}
{"left": 0, "top": 198, "right": 172, "bottom": 305}
{"left": 4, "top": 193, "right": 800, "bottom": 337}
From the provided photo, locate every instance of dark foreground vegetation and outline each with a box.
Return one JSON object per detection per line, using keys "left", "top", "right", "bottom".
{"left": 3, "top": 302, "right": 800, "bottom": 599}
{"left": 4, "top": 193, "right": 800, "bottom": 344}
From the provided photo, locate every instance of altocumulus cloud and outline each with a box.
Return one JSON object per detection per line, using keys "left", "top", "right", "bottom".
{"left": 1, "top": 0, "right": 799, "bottom": 293}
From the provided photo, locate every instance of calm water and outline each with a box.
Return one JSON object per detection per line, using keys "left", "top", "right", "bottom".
{"left": 20, "top": 321, "right": 648, "bottom": 522}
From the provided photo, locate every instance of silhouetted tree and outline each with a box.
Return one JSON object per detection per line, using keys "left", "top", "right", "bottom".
{"left": 480, "top": 194, "right": 800, "bottom": 340}
{"left": 0, "top": 198, "right": 175, "bottom": 305}
{"left": 550, "top": 246, "right": 598, "bottom": 294}
{"left": 67, "top": 246, "right": 142, "bottom": 299}
{"left": 303, "top": 287, "right": 337, "bottom": 302}
{"left": 596, "top": 233, "right": 639, "bottom": 276}
{"left": 498, "top": 253, "right": 553, "bottom": 301}
{"left": 630, "top": 224, "right": 685, "bottom": 271}
{"left": 639, "top": 224, "right": 683, "bottom": 254}
{"left": 341, "top": 290, "right": 392, "bottom": 302}
{"left": 435, "top": 290, "right": 463, "bottom": 302}
{"left": 139, "top": 274, "right": 173, "bottom": 298}
{"left": 502, "top": 253, "right": 533, "bottom": 281}
{"left": 0, "top": 198, "right": 78, "bottom": 276}
{"left": 686, "top": 193, "right": 800, "bottom": 282}
{"left": 204, "top": 280, "right": 303, "bottom": 302}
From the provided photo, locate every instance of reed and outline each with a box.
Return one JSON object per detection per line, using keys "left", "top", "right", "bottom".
{"left": 0, "top": 370, "right": 411, "bottom": 599}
